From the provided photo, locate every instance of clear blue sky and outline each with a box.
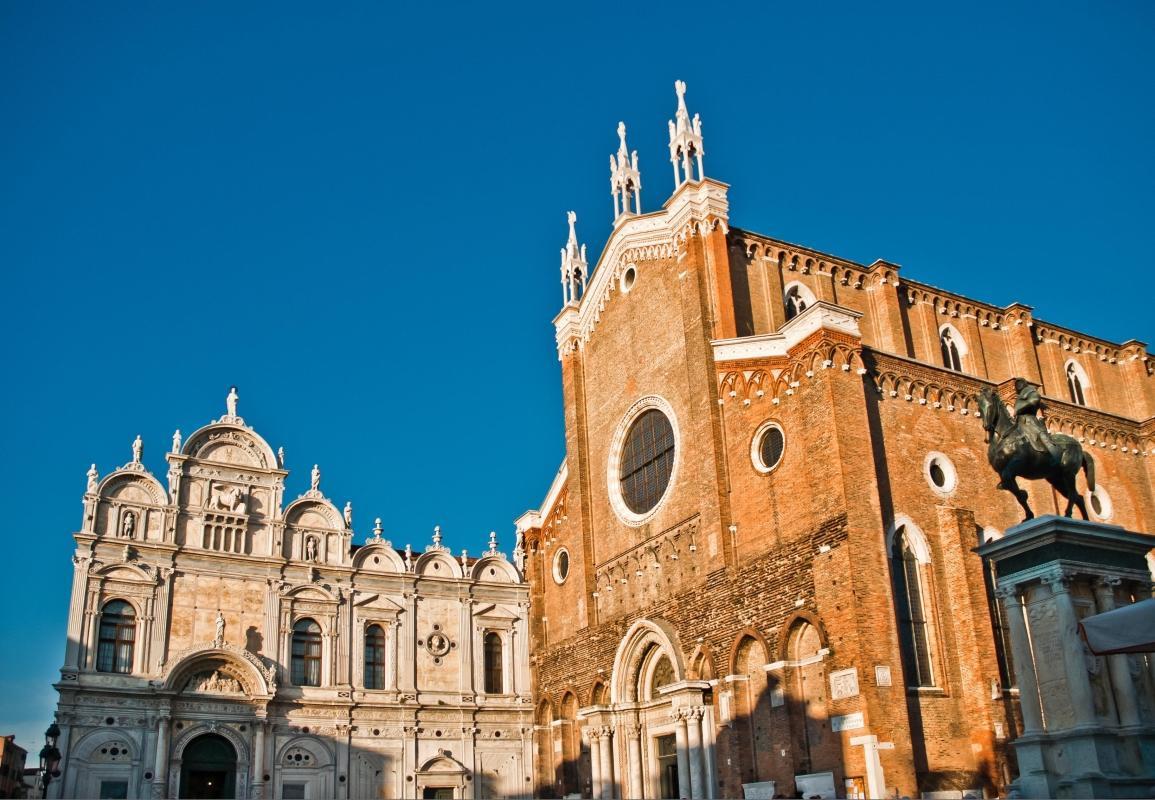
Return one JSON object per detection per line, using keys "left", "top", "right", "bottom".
{"left": 2, "top": 1, "right": 1152, "bottom": 752}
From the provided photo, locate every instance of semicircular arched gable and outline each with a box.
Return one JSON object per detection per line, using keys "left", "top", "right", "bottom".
{"left": 352, "top": 543, "right": 406, "bottom": 573}
{"left": 471, "top": 555, "right": 519, "bottom": 583}
{"left": 99, "top": 471, "right": 169, "bottom": 505}
{"left": 183, "top": 423, "right": 276, "bottom": 470}
{"left": 415, "top": 550, "right": 463, "bottom": 579}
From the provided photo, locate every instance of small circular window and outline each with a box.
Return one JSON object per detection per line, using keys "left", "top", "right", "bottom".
{"left": 924, "top": 452, "right": 957, "bottom": 495}
{"left": 620, "top": 265, "right": 637, "bottom": 293}
{"left": 1087, "top": 486, "right": 1113, "bottom": 521}
{"left": 553, "top": 548, "right": 570, "bottom": 584}
{"left": 751, "top": 422, "right": 786, "bottom": 473}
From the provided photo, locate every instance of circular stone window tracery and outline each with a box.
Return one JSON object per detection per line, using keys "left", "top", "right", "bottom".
{"left": 607, "top": 396, "right": 680, "bottom": 527}
{"left": 751, "top": 421, "right": 786, "bottom": 474}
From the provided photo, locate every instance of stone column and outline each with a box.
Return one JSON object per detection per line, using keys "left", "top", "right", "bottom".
{"left": 626, "top": 726, "right": 643, "bottom": 800}
{"left": 674, "top": 712, "right": 691, "bottom": 799}
{"left": 587, "top": 728, "right": 602, "bottom": 800}
{"left": 701, "top": 706, "right": 716, "bottom": 800}
{"left": 250, "top": 721, "right": 266, "bottom": 799}
{"left": 1044, "top": 572, "right": 1098, "bottom": 728}
{"left": 1093, "top": 577, "right": 1142, "bottom": 728}
{"left": 685, "top": 708, "right": 705, "bottom": 799}
{"left": 599, "top": 727, "right": 615, "bottom": 800}
{"left": 152, "top": 716, "right": 171, "bottom": 798}
{"left": 998, "top": 586, "right": 1044, "bottom": 734}
{"left": 63, "top": 556, "right": 90, "bottom": 670}
{"left": 387, "top": 619, "right": 401, "bottom": 690}
{"left": 459, "top": 600, "right": 475, "bottom": 695}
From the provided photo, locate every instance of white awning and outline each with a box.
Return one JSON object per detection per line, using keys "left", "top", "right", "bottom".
{"left": 1079, "top": 598, "right": 1155, "bottom": 655}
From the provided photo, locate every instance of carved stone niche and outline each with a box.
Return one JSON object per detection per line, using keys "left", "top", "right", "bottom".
{"left": 185, "top": 668, "right": 245, "bottom": 695}
{"left": 178, "top": 657, "right": 255, "bottom": 697}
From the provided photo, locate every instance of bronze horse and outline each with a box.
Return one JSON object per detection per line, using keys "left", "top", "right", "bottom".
{"left": 976, "top": 386, "right": 1095, "bottom": 520}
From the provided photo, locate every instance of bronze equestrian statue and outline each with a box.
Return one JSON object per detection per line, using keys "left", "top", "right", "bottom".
{"left": 976, "top": 379, "right": 1095, "bottom": 521}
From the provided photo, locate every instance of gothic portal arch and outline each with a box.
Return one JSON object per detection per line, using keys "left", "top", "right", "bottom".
{"left": 609, "top": 617, "right": 686, "bottom": 704}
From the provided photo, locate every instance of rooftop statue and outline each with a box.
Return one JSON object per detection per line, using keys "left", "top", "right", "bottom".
{"left": 977, "top": 380, "right": 1095, "bottom": 520}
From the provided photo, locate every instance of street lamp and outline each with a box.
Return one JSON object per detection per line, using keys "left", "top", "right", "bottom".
{"left": 38, "top": 723, "right": 61, "bottom": 796}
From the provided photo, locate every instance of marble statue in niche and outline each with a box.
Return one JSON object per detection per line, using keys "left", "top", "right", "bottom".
{"left": 305, "top": 536, "right": 318, "bottom": 562}
{"left": 120, "top": 510, "right": 136, "bottom": 539}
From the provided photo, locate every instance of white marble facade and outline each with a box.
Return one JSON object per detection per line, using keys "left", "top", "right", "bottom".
{"left": 52, "top": 392, "right": 533, "bottom": 799}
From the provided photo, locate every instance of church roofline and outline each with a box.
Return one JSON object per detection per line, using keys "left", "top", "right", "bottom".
{"left": 731, "top": 227, "right": 1146, "bottom": 354}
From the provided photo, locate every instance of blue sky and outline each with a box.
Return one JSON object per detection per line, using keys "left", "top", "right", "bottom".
{"left": 2, "top": 1, "right": 1153, "bottom": 752}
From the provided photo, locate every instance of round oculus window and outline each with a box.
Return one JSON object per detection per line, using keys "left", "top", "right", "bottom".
{"left": 620, "top": 265, "right": 637, "bottom": 293}
{"left": 553, "top": 548, "right": 570, "bottom": 584}
{"left": 1087, "top": 486, "right": 1113, "bottom": 520}
{"left": 619, "top": 408, "right": 676, "bottom": 516}
{"left": 924, "top": 452, "right": 957, "bottom": 495}
{"left": 752, "top": 422, "right": 786, "bottom": 473}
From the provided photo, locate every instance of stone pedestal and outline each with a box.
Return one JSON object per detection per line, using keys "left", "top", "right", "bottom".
{"left": 977, "top": 516, "right": 1155, "bottom": 799}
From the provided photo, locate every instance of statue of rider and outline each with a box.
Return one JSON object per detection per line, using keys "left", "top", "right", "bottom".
{"left": 1013, "top": 378, "right": 1062, "bottom": 461}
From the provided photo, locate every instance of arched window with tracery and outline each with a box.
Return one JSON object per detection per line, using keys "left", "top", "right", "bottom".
{"left": 291, "top": 618, "right": 322, "bottom": 687}
{"left": 1066, "top": 361, "right": 1088, "bottom": 406}
{"left": 940, "top": 326, "right": 963, "bottom": 372}
{"left": 364, "top": 624, "right": 386, "bottom": 690}
{"left": 96, "top": 600, "right": 136, "bottom": 673}
{"left": 484, "top": 631, "right": 503, "bottom": 694}
{"left": 890, "top": 524, "right": 937, "bottom": 687}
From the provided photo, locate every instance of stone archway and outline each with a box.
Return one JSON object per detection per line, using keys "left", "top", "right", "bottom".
{"left": 170, "top": 724, "right": 251, "bottom": 800}
{"left": 179, "top": 734, "right": 238, "bottom": 799}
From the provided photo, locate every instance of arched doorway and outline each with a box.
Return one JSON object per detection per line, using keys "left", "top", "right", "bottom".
{"left": 179, "top": 734, "right": 237, "bottom": 799}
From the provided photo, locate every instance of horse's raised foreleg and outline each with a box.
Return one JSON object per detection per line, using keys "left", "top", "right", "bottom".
{"left": 1002, "top": 471, "right": 1034, "bottom": 521}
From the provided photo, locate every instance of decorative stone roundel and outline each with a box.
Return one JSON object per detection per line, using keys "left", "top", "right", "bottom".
{"left": 426, "top": 631, "right": 451, "bottom": 657}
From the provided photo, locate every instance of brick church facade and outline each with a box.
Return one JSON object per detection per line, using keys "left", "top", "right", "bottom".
{"left": 516, "top": 82, "right": 1155, "bottom": 799}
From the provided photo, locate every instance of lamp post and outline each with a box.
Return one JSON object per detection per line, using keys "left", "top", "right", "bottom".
{"left": 38, "top": 723, "right": 61, "bottom": 798}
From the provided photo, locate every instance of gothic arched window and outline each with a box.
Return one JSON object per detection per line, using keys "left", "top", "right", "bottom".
{"left": 1067, "top": 362, "right": 1088, "bottom": 406}
{"left": 784, "top": 284, "right": 812, "bottom": 322}
{"left": 364, "top": 624, "right": 386, "bottom": 690}
{"left": 96, "top": 600, "right": 136, "bottom": 673}
{"left": 940, "top": 327, "right": 963, "bottom": 372}
{"left": 483, "top": 632, "right": 503, "bottom": 694}
{"left": 890, "top": 524, "right": 937, "bottom": 687}
{"left": 291, "top": 618, "right": 323, "bottom": 687}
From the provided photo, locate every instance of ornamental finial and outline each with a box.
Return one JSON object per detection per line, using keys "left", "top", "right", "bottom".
{"left": 488, "top": 531, "right": 498, "bottom": 555}
{"left": 560, "top": 211, "right": 589, "bottom": 307}
{"left": 433, "top": 524, "right": 442, "bottom": 548}
{"left": 610, "top": 121, "right": 642, "bottom": 219}
{"left": 668, "top": 79, "right": 704, "bottom": 187}
{"left": 372, "top": 517, "right": 383, "bottom": 541}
